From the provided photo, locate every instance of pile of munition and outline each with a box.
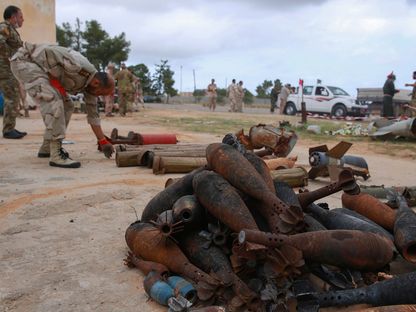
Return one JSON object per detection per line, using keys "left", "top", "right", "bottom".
{"left": 124, "top": 141, "right": 416, "bottom": 312}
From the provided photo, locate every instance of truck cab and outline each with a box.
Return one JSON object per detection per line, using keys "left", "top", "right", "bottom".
{"left": 285, "top": 84, "right": 367, "bottom": 117}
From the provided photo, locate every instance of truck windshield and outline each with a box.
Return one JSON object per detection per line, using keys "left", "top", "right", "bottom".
{"left": 328, "top": 86, "right": 349, "bottom": 96}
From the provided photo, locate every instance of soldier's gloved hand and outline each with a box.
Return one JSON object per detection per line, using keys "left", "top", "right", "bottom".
{"left": 98, "top": 138, "right": 114, "bottom": 158}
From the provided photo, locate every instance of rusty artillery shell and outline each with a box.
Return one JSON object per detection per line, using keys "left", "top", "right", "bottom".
{"left": 152, "top": 156, "right": 207, "bottom": 175}
{"left": 314, "top": 271, "right": 416, "bottom": 307}
{"left": 308, "top": 203, "right": 394, "bottom": 241}
{"left": 394, "top": 196, "right": 416, "bottom": 263}
{"left": 243, "top": 151, "right": 275, "bottom": 192}
{"left": 298, "top": 169, "right": 359, "bottom": 210}
{"left": 342, "top": 193, "right": 397, "bottom": 231}
{"left": 152, "top": 210, "right": 184, "bottom": 238}
{"left": 124, "top": 252, "right": 169, "bottom": 278}
{"left": 125, "top": 221, "right": 219, "bottom": 293}
{"left": 190, "top": 307, "right": 226, "bottom": 312}
{"left": 304, "top": 214, "right": 327, "bottom": 232}
{"left": 206, "top": 143, "right": 303, "bottom": 234}
{"left": 181, "top": 232, "right": 260, "bottom": 308}
{"left": 193, "top": 171, "right": 265, "bottom": 252}
{"left": 193, "top": 171, "right": 260, "bottom": 233}
{"left": 239, "top": 229, "right": 394, "bottom": 271}
{"left": 172, "top": 195, "right": 206, "bottom": 231}
{"left": 359, "top": 305, "right": 416, "bottom": 312}
{"left": 141, "top": 167, "right": 205, "bottom": 222}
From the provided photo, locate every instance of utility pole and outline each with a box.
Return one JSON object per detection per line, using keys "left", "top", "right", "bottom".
{"left": 193, "top": 69, "right": 196, "bottom": 91}
{"left": 180, "top": 65, "right": 183, "bottom": 95}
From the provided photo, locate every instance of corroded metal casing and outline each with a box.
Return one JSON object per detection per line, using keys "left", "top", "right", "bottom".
{"left": 248, "top": 124, "right": 297, "bottom": 157}
{"left": 243, "top": 151, "right": 275, "bottom": 192}
{"left": 172, "top": 195, "right": 206, "bottom": 230}
{"left": 193, "top": 171, "right": 260, "bottom": 233}
{"left": 359, "top": 305, "right": 416, "bottom": 312}
{"left": 314, "top": 271, "right": 416, "bottom": 307}
{"left": 394, "top": 196, "right": 416, "bottom": 263}
{"left": 141, "top": 167, "right": 205, "bottom": 222}
{"left": 239, "top": 229, "right": 394, "bottom": 271}
{"left": 125, "top": 252, "right": 169, "bottom": 278}
{"left": 125, "top": 221, "right": 218, "bottom": 290}
{"left": 206, "top": 143, "right": 303, "bottom": 234}
{"left": 180, "top": 232, "right": 260, "bottom": 308}
{"left": 342, "top": 193, "right": 397, "bottom": 230}
{"left": 308, "top": 204, "right": 394, "bottom": 241}
{"left": 298, "top": 169, "right": 359, "bottom": 210}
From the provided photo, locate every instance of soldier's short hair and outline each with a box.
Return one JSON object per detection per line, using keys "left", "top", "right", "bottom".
{"left": 3, "top": 5, "right": 20, "bottom": 20}
{"left": 95, "top": 72, "right": 111, "bottom": 88}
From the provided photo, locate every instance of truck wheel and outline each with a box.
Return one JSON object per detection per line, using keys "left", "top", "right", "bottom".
{"left": 331, "top": 104, "right": 347, "bottom": 118}
{"left": 285, "top": 102, "right": 297, "bottom": 115}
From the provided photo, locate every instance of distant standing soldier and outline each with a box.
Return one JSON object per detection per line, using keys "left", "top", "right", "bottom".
{"left": 0, "top": 5, "right": 26, "bottom": 139}
{"left": 279, "top": 84, "right": 290, "bottom": 114}
{"left": 382, "top": 72, "right": 399, "bottom": 118}
{"left": 135, "top": 78, "right": 144, "bottom": 109}
{"left": 113, "top": 62, "right": 135, "bottom": 116}
{"left": 227, "top": 79, "right": 238, "bottom": 112}
{"left": 206, "top": 78, "right": 217, "bottom": 111}
{"left": 405, "top": 71, "right": 416, "bottom": 117}
{"left": 236, "top": 80, "right": 244, "bottom": 112}
{"left": 270, "top": 79, "right": 281, "bottom": 113}
{"left": 104, "top": 62, "right": 115, "bottom": 117}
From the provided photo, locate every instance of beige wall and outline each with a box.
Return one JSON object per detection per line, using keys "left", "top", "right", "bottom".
{"left": 1, "top": 0, "right": 55, "bottom": 43}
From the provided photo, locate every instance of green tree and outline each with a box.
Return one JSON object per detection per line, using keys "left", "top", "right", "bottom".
{"left": 255, "top": 80, "right": 273, "bottom": 98}
{"left": 128, "top": 64, "right": 154, "bottom": 95}
{"left": 153, "top": 60, "right": 178, "bottom": 103}
{"left": 82, "top": 20, "right": 110, "bottom": 70}
{"left": 56, "top": 22, "right": 74, "bottom": 48}
{"left": 244, "top": 89, "right": 254, "bottom": 104}
{"left": 193, "top": 89, "right": 205, "bottom": 103}
{"left": 57, "top": 19, "right": 130, "bottom": 71}
{"left": 216, "top": 88, "right": 227, "bottom": 105}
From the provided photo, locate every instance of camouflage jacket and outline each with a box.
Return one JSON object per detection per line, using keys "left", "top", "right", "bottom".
{"left": 14, "top": 43, "right": 100, "bottom": 124}
{"left": 0, "top": 20, "right": 22, "bottom": 78}
{"left": 113, "top": 69, "right": 134, "bottom": 93}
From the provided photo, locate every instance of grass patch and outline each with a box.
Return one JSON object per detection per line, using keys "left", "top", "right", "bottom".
{"left": 142, "top": 112, "right": 416, "bottom": 159}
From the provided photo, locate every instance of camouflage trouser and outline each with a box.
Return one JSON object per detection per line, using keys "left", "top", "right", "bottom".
{"left": 0, "top": 73, "right": 20, "bottom": 134}
{"left": 118, "top": 91, "right": 134, "bottom": 115}
{"left": 229, "top": 96, "right": 237, "bottom": 112}
{"left": 410, "top": 99, "right": 416, "bottom": 117}
{"left": 10, "top": 55, "right": 73, "bottom": 141}
{"left": 104, "top": 95, "right": 114, "bottom": 114}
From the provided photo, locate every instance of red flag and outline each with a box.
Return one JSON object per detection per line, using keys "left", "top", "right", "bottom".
{"left": 299, "top": 79, "right": 304, "bottom": 86}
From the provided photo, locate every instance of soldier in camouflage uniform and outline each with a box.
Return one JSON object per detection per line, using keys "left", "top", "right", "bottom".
{"left": 0, "top": 5, "right": 26, "bottom": 139}
{"left": 11, "top": 42, "right": 115, "bottom": 168}
{"left": 236, "top": 80, "right": 244, "bottom": 113}
{"left": 227, "top": 79, "right": 238, "bottom": 112}
{"left": 113, "top": 63, "right": 135, "bottom": 116}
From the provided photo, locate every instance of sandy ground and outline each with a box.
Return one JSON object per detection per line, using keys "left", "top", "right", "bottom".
{"left": 0, "top": 106, "right": 415, "bottom": 312}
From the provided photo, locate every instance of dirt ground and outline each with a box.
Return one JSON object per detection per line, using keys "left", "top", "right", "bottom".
{"left": 0, "top": 107, "right": 415, "bottom": 312}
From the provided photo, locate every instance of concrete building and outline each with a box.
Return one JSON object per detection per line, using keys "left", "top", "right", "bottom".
{"left": 1, "top": 0, "right": 55, "bottom": 43}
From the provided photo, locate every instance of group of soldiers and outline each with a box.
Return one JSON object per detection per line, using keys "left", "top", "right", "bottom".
{"left": 1, "top": 5, "right": 116, "bottom": 168}
{"left": 205, "top": 78, "right": 245, "bottom": 112}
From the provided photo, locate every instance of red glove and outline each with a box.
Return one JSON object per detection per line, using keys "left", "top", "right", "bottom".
{"left": 98, "top": 137, "right": 114, "bottom": 158}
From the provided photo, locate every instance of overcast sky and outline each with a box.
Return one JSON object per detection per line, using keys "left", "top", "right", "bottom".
{"left": 56, "top": 0, "right": 416, "bottom": 96}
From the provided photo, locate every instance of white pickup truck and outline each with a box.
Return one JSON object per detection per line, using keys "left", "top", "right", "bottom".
{"left": 284, "top": 84, "right": 368, "bottom": 117}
